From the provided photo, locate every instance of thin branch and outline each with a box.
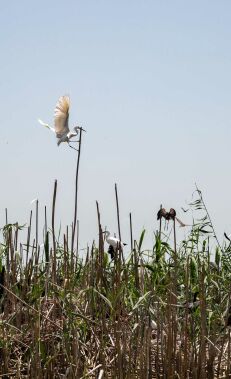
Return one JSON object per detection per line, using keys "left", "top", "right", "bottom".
{"left": 72, "top": 127, "right": 84, "bottom": 253}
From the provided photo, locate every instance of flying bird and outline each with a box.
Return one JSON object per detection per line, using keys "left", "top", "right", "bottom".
{"left": 38, "top": 95, "right": 81, "bottom": 149}
{"left": 102, "top": 231, "right": 127, "bottom": 259}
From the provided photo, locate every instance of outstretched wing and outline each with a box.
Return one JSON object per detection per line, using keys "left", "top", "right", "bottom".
{"left": 38, "top": 119, "right": 54, "bottom": 132}
{"left": 54, "top": 95, "right": 70, "bottom": 137}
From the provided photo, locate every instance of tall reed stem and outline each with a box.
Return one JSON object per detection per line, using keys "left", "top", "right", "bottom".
{"left": 115, "top": 183, "right": 121, "bottom": 241}
{"left": 72, "top": 127, "right": 84, "bottom": 253}
{"left": 52, "top": 179, "right": 57, "bottom": 283}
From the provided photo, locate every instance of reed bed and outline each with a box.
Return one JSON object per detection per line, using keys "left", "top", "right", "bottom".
{"left": 1, "top": 133, "right": 231, "bottom": 378}
{"left": 0, "top": 189, "right": 231, "bottom": 379}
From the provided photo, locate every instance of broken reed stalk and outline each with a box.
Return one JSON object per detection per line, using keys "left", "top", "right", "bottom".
{"left": 72, "top": 127, "right": 84, "bottom": 254}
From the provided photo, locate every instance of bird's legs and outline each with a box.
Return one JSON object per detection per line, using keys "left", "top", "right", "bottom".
{"left": 67, "top": 136, "right": 81, "bottom": 151}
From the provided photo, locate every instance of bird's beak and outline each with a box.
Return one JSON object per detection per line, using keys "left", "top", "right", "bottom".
{"left": 77, "top": 126, "right": 86, "bottom": 132}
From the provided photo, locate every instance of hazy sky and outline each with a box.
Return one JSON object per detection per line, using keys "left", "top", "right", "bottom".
{"left": 1, "top": 1, "right": 231, "bottom": 251}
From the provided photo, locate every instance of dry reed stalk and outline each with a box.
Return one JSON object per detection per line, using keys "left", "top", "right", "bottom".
{"left": 158, "top": 204, "right": 162, "bottom": 238}
{"left": 26, "top": 210, "right": 32, "bottom": 267}
{"left": 198, "top": 262, "right": 207, "bottom": 379}
{"left": 51, "top": 179, "right": 57, "bottom": 285}
{"left": 35, "top": 199, "right": 38, "bottom": 251}
{"left": 129, "top": 212, "right": 133, "bottom": 253}
{"left": 183, "top": 256, "right": 190, "bottom": 377}
{"left": 115, "top": 183, "right": 121, "bottom": 242}
{"left": 72, "top": 127, "right": 84, "bottom": 254}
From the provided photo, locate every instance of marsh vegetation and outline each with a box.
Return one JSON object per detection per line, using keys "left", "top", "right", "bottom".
{"left": 0, "top": 132, "right": 231, "bottom": 378}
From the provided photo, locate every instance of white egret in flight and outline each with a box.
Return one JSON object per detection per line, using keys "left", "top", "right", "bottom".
{"left": 38, "top": 95, "right": 81, "bottom": 149}
{"left": 102, "top": 231, "right": 127, "bottom": 259}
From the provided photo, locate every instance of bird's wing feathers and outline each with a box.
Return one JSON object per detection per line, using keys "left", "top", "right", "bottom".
{"left": 38, "top": 119, "right": 55, "bottom": 132}
{"left": 54, "top": 95, "right": 70, "bottom": 137}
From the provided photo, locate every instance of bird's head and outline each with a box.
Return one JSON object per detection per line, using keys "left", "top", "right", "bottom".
{"left": 73, "top": 126, "right": 80, "bottom": 135}
{"left": 73, "top": 126, "right": 86, "bottom": 133}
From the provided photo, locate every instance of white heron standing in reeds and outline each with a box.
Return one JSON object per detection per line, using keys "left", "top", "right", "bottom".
{"left": 102, "top": 231, "right": 127, "bottom": 259}
{"left": 38, "top": 95, "right": 82, "bottom": 150}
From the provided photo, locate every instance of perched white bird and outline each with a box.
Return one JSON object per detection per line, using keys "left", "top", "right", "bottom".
{"left": 102, "top": 231, "right": 127, "bottom": 259}
{"left": 38, "top": 95, "right": 80, "bottom": 148}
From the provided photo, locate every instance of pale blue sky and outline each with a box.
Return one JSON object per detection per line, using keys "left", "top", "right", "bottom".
{"left": 1, "top": 1, "right": 231, "bottom": 250}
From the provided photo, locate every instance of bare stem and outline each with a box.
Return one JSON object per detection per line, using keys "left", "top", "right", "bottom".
{"left": 129, "top": 212, "right": 133, "bottom": 252}
{"left": 52, "top": 179, "right": 57, "bottom": 283}
{"left": 115, "top": 183, "right": 121, "bottom": 242}
{"left": 72, "top": 128, "right": 84, "bottom": 253}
